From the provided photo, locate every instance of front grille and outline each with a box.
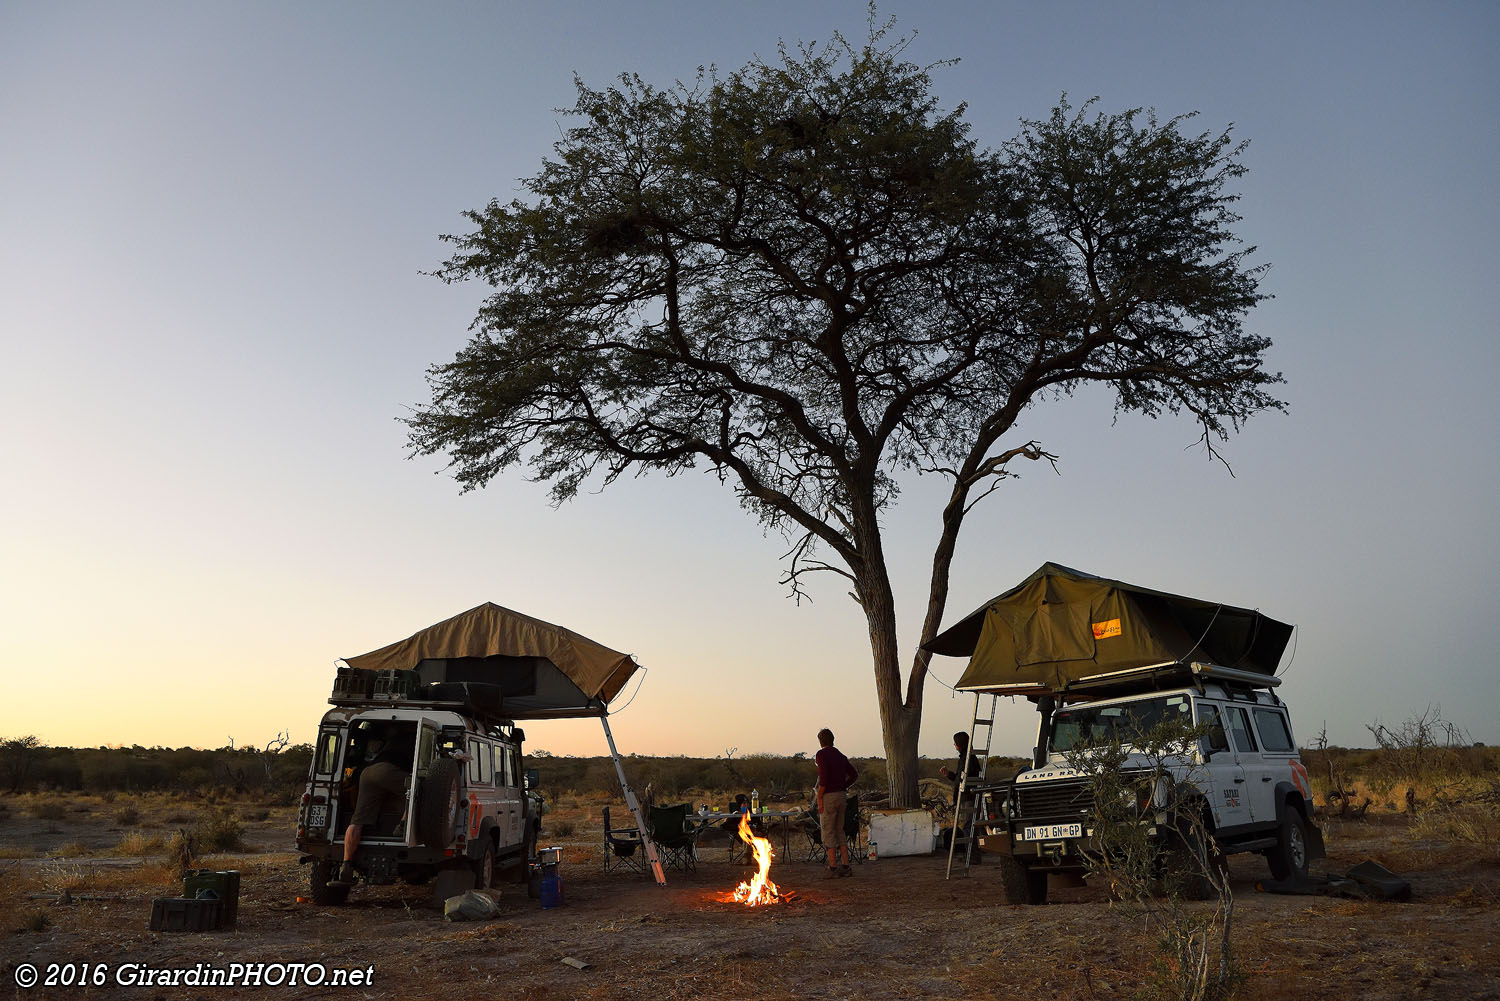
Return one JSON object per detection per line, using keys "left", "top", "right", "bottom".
{"left": 1015, "top": 779, "right": 1092, "bottom": 821}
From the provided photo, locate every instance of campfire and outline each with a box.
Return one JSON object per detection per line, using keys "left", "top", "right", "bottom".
{"left": 728, "top": 811, "right": 785, "bottom": 906}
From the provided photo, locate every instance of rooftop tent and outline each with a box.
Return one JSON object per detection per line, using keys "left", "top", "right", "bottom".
{"left": 923, "top": 563, "right": 1293, "bottom": 693}
{"left": 342, "top": 602, "right": 640, "bottom": 719}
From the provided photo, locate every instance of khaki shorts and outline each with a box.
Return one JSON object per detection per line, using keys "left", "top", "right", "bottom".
{"left": 350, "top": 761, "right": 410, "bottom": 826}
{"left": 819, "top": 789, "right": 848, "bottom": 849}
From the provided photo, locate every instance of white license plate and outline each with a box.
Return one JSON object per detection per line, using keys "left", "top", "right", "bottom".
{"left": 1023, "top": 823, "right": 1082, "bottom": 841}
{"left": 307, "top": 805, "right": 328, "bottom": 828}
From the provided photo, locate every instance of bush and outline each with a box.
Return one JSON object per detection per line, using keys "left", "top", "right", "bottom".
{"left": 191, "top": 808, "right": 244, "bottom": 853}
{"left": 551, "top": 819, "right": 577, "bottom": 837}
{"left": 15, "top": 909, "right": 50, "bottom": 933}
{"left": 114, "top": 803, "right": 141, "bottom": 826}
{"left": 31, "top": 800, "right": 66, "bottom": 821}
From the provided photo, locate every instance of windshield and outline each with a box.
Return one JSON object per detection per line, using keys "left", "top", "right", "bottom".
{"left": 1050, "top": 694, "right": 1192, "bottom": 752}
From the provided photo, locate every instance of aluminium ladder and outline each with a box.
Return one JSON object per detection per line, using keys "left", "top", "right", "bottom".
{"left": 600, "top": 714, "right": 665, "bottom": 885}
{"left": 945, "top": 692, "right": 998, "bottom": 878}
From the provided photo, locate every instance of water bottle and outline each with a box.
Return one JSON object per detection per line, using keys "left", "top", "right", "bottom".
{"left": 869, "top": 841, "right": 877, "bottom": 861}
{"left": 750, "top": 789, "right": 760, "bottom": 813}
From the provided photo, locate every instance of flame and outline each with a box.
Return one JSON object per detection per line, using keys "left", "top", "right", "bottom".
{"left": 730, "top": 811, "right": 781, "bottom": 906}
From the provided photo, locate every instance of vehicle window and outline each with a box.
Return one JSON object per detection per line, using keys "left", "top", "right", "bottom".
{"left": 467, "top": 738, "right": 483, "bottom": 784}
{"left": 1253, "top": 709, "right": 1295, "bottom": 753}
{"left": 315, "top": 731, "right": 340, "bottom": 774}
{"left": 480, "top": 740, "right": 494, "bottom": 784}
{"left": 1051, "top": 695, "right": 1192, "bottom": 752}
{"left": 1197, "top": 704, "right": 1229, "bottom": 753}
{"left": 1225, "top": 706, "right": 1257, "bottom": 752}
{"left": 507, "top": 747, "right": 521, "bottom": 787}
{"left": 494, "top": 745, "right": 512, "bottom": 786}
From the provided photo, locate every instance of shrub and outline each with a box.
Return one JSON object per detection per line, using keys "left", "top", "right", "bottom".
{"left": 166, "top": 831, "right": 195, "bottom": 873}
{"left": 31, "top": 800, "right": 66, "bottom": 821}
{"left": 112, "top": 832, "right": 167, "bottom": 857}
{"left": 114, "top": 803, "right": 141, "bottom": 826}
{"left": 551, "top": 819, "right": 577, "bottom": 837}
{"left": 15, "top": 909, "right": 50, "bottom": 933}
{"left": 192, "top": 808, "right": 243, "bottom": 853}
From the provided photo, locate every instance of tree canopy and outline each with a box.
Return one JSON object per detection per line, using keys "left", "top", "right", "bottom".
{"left": 409, "top": 23, "right": 1283, "bottom": 804}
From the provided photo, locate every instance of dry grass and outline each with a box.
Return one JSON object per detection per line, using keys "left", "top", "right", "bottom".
{"left": 113, "top": 802, "right": 142, "bottom": 826}
{"left": 111, "top": 831, "right": 168, "bottom": 856}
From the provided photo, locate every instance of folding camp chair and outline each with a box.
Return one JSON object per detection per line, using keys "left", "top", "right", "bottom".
{"left": 796, "top": 806, "right": 825, "bottom": 863}
{"left": 844, "top": 794, "right": 865, "bottom": 863}
{"left": 649, "top": 803, "right": 697, "bottom": 872}
{"left": 603, "top": 806, "right": 648, "bottom": 876}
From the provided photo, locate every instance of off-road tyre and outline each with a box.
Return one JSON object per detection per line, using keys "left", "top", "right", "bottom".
{"left": 1162, "top": 827, "right": 1217, "bottom": 901}
{"left": 417, "top": 757, "right": 461, "bottom": 851}
{"left": 997, "top": 855, "right": 1048, "bottom": 905}
{"left": 507, "top": 825, "right": 538, "bottom": 884}
{"left": 1267, "top": 808, "right": 1309, "bottom": 881}
{"left": 309, "top": 859, "right": 350, "bottom": 906}
{"left": 472, "top": 839, "right": 495, "bottom": 890}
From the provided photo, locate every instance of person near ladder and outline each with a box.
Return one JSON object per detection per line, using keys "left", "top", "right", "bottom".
{"left": 939, "top": 731, "right": 983, "bottom": 857}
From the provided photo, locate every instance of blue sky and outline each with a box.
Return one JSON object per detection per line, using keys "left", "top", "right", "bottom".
{"left": 2, "top": 1, "right": 1496, "bottom": 759}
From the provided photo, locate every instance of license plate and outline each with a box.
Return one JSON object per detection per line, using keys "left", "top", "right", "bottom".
{"left": 307, "top": 805, "right": 328, "bottom": 828}
{"left": 1023, "top": 823, "right": 1081, "bottom": 841}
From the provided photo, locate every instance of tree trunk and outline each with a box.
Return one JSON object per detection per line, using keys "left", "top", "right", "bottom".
{"left": 856, "top": 529, "right": 924, "bottom": 807}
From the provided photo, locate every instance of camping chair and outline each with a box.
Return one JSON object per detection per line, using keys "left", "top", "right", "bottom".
{"left": 796, "top": 806, "right": 825, "bottom": 863}
{"left": 603, "top": 806, "right": 648, "bottom": 876}
{"left": 843, "top": 794, "right": 865, "bottom": 863}
{"left": 648, "top": 803, "right": 697, "bottom": 873}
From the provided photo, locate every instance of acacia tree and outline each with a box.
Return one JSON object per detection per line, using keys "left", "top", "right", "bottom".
{"left": 408, "top": 25, "right": 1283, "bottom": 806}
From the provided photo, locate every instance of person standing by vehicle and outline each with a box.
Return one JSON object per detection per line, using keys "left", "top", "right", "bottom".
{"left": 815, "top": 728, "right": 858, "bottom": 878}
{"left": 334, "top": 725, "right": 412, "bottom": 885}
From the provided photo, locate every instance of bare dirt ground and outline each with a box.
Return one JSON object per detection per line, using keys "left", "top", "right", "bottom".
{"left": 2, "top": 796, "right": 1497, "bottom": 1001}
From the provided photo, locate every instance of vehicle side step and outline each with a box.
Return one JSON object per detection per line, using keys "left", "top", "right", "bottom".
{"left": 1224, "top": 836, "right": 1278, "bottom": 853}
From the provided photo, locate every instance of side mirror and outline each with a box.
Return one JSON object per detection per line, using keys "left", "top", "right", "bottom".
{"left": 525, "top": 768, "right": 540, "bottom": 790}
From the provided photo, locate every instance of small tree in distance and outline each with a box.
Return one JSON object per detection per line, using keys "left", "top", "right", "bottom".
{"left": 409, "top": 13, "right": 1284, "bottom": 806}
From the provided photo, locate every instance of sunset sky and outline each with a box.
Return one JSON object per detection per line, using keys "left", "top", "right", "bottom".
{"left": 3, "top": 1, "right": 1496, "bottom": 761}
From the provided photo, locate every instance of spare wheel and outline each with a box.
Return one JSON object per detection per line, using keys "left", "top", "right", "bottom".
{"left": 418, "top": 757, "right": 462, "bottom": 850}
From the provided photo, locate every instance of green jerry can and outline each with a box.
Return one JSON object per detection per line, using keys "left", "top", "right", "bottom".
{"left": 182, "top": 869, "right": 240, "bottom": 929}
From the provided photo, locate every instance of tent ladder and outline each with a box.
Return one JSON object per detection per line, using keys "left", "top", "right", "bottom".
{"left": 600, "top": 714, "right": 665, "bottom": 885}
{"left": 946, "top": 692, "right": 998, "bottom": 879}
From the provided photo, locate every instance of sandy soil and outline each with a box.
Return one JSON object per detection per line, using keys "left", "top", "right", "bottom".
{"left": 1, "top": 800, "right": 1497, "bottom": 1001}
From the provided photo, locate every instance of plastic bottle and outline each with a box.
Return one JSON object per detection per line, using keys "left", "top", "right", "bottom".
{"left": 750, "top": 789, "right": 760, "bottom": 813}
{"left": 869, "top": 841, "right": 878, "bottom": 861}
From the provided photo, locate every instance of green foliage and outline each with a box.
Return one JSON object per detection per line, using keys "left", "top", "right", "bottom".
{"left": 409, "top": 12, "right": 1281, "bottom": 807}
{"left": 191, "top": 807, "right": 244, "bottom": 853}
{"left": 1061, "top": 715, "right": 1238, "bottom": 1001}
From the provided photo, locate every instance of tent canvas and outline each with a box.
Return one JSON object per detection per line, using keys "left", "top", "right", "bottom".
{"left": 342, "top": 602, "right": 640, "bottom": 719}
{"left": 923, "top": 563, "right": 1293, "bottom": 693}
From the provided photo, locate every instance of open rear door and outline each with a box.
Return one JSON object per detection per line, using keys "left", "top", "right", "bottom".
{"left": 403, "top": 717, "right": 442, "bottom": 847}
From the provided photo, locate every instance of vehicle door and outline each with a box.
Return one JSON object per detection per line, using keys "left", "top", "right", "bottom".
{"left": 464, "top": 736, "right": 498, "bottom": 843}
{"left": 1195, "top": 703, "right": 1251, "bottom": 829}
{"left": 303, "top": 725, "right": 344, "bottom": 842}
{"left": 402, "top": 718, "right": 443, "bottom": 847}
{"left": 1251, "top": 706, "right": 1307, "bottom": 808}
{"left": 495, "top": 742, "right": 523, "bottom": 849}
{"left": 1223, "top": 705, "right": 1271, "bottom": 823}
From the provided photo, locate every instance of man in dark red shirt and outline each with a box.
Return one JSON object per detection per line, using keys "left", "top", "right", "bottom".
{"left": 814, "top": 728, "right": 858, "bottom": 877}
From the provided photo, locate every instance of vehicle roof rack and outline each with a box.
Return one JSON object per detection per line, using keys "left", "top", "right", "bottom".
{"left": 1059, "top": 661, "right": 1281, "bottom": 698}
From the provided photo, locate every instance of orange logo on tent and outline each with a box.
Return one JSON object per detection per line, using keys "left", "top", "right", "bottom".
{"left": 1092, "top": 618, "right": 1122, "bottom": 639}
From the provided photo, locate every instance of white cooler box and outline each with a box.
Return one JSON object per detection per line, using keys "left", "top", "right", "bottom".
{"left": 867, "top": 809, "right": 937, "bottom": 857}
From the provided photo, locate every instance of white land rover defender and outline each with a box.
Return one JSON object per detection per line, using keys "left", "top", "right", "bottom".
{"left": 295, "top": 679, "right": 541, "bottom": 906}
{"left": 979, "top": 662, "right": 1324, "bottom": 905}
